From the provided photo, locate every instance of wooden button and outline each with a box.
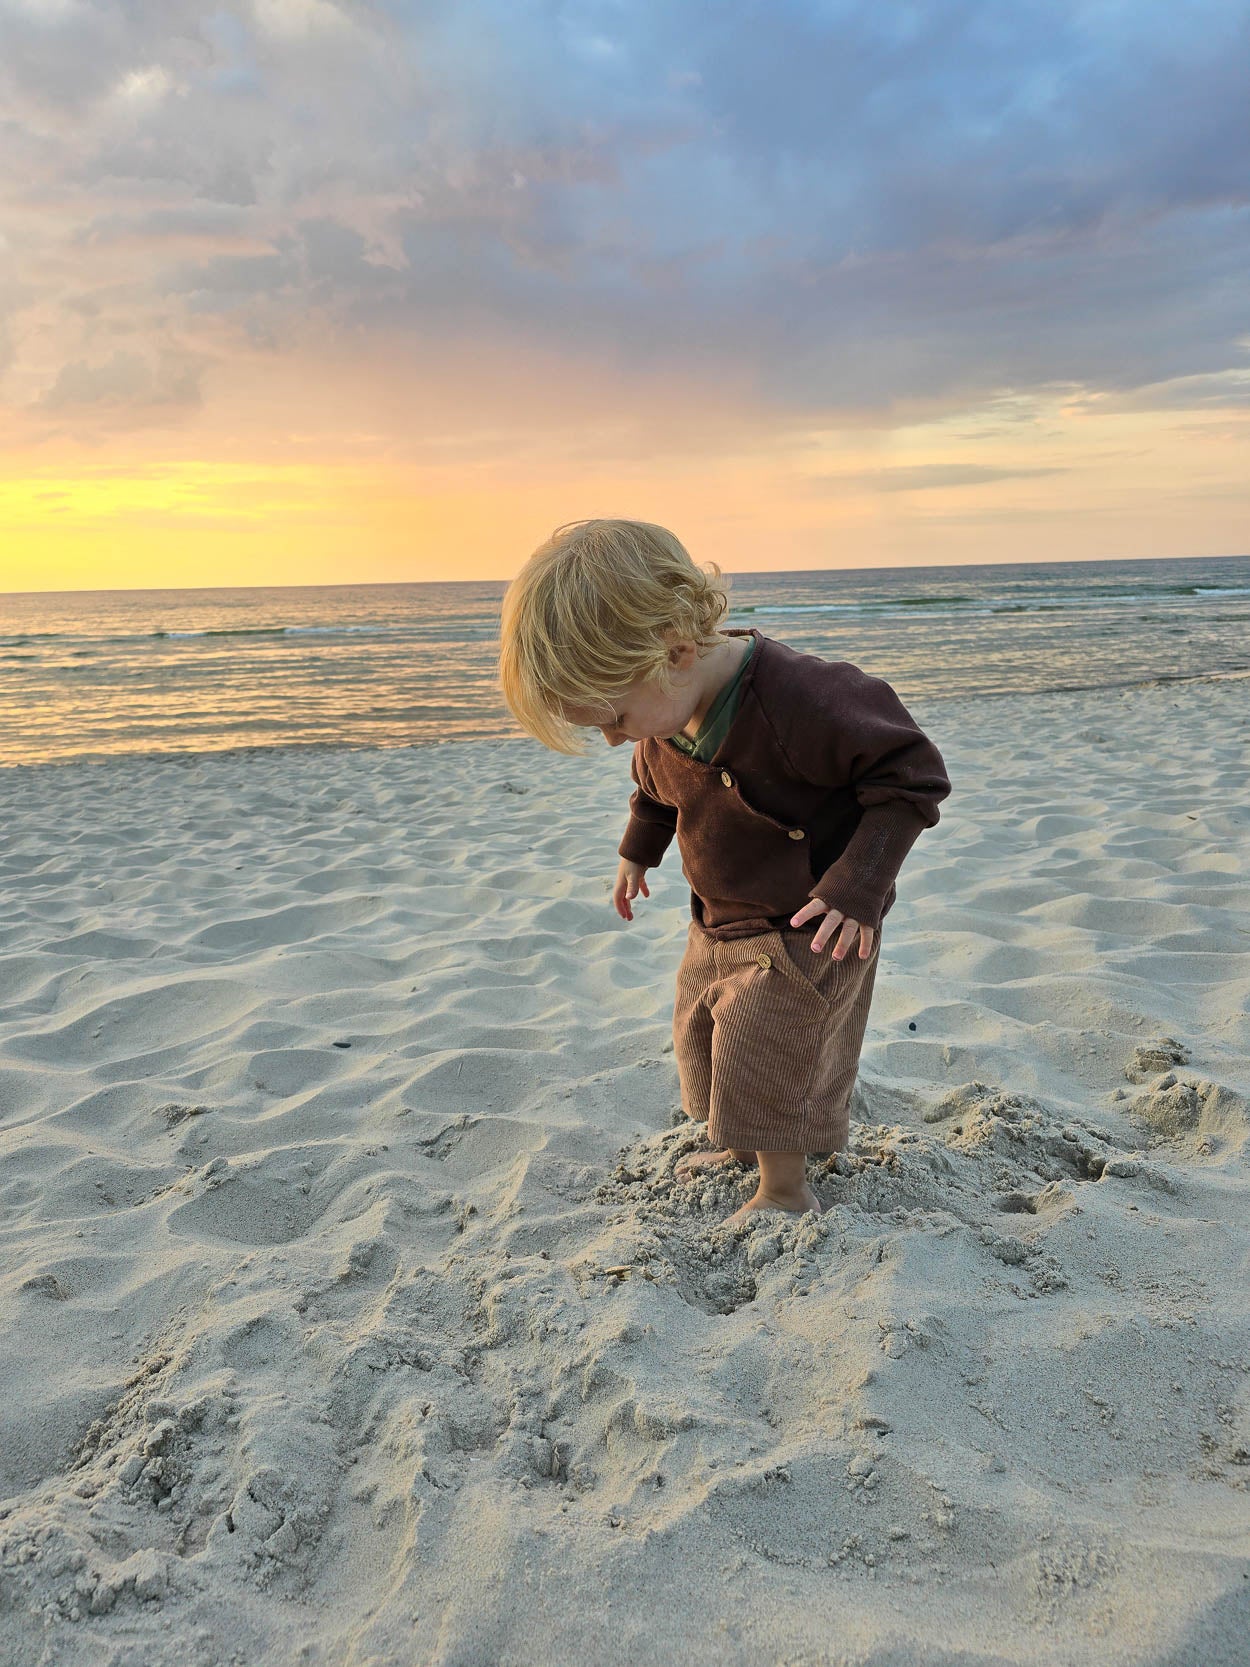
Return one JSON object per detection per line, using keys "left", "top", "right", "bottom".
{"left": 720, "top": 770, "right": 733, "bottom": 787}
{"left": 756, "top": 953, "right": 772, "bottom": 969}
{"left": 788, "top": 828, "right": 806, "bottom": 840}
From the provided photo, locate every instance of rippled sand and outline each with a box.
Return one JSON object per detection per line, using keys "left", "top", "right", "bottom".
{"left": 1, "top": 675, "right": 1247, "bottom": 1666}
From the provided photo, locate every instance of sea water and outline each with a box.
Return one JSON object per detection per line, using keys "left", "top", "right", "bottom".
{"left": 2, "top": 553, "right": 1247, "bottom": 766}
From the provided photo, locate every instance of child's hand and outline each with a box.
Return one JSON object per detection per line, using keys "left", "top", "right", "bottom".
{"left": 790, "top": 898, "right": 875, "bottom": 960}
{"left": 613, "top": 860, "right": 650, "bottom": 922}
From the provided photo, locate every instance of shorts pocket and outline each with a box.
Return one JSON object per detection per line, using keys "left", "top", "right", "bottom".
{"left": 757, "top": 932, "right": 832, "bottom": 1014}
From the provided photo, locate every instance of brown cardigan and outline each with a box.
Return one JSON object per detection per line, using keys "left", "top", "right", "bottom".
{"left": 617, "top": 628, "right": 951, "bottom": 939}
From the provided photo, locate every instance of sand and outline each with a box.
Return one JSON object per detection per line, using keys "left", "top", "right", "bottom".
{"left": 0, "top": 673, "right": 1247, "bottom": 1667}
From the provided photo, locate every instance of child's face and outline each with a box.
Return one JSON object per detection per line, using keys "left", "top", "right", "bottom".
{"left": 561, "top": 641, "right": 701, "bottom": 746}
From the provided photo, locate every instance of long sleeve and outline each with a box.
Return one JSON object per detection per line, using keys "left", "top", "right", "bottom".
{"left": 617, "top": 745, "right": 678, "bottom": 868}
{"left": 775, "top": 661, "right": 950, "bottom": 929}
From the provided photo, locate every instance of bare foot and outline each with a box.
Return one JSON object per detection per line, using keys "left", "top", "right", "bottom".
{"left": 725, "top": 1181, "right": 823, "bottom": 1226}
{"left": 674, "top": 1147, "right": 757, "bottom": 1181}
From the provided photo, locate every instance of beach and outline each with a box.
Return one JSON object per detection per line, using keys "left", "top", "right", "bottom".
{"left": 1, "top": 670, "right": 1247, "bottom": 1667}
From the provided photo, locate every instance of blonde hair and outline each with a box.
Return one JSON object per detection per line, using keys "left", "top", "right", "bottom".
{"left": 499, "top": 517, "right": 730, "bottom": 754}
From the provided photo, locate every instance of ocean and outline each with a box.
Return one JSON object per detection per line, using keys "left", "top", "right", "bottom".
{"left": 2, "top": 553, "right": 1247, "bottom": 768}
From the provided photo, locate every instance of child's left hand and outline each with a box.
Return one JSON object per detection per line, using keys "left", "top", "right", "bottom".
{"left": 789, "top": 898, "right": 875, "bottom": 960}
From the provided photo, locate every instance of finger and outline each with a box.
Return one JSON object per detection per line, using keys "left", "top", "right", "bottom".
{"left": 859, "top": 926, "right": 875, "bottom": 959}
{"left": 810, "top": 908, "right": 845, "bottom": 951}
{"left": 831, "top": 918, "right": 860, "bottom": 961}
{"left": 790, "top": 899, "right": 824, "bottom": 928}
{"left": 832, "top": 919, "right": 859, "bottom": 960}
{"left": 639, "top": 878, "right": 650, "bottom": 897}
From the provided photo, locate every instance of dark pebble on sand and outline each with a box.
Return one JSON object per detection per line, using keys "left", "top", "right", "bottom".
{"left": 333, "top": 1040, "right": 352, "bottom": 1049}
{"left": 908, "top": 1022, "right": 917, "bottom": 1032}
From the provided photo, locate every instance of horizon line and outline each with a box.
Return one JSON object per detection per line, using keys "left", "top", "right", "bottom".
{"left": 3, "top": 548, "right": 1247, "bottom": 600}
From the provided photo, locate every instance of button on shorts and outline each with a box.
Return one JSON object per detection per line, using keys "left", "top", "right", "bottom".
{"left": 672, "top": 919, "right": 881, "bottom": 1154}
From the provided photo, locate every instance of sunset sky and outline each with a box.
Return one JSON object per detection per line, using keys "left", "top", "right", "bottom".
{"left": 2, "top": 0, "right": 1248, "bottom": 592}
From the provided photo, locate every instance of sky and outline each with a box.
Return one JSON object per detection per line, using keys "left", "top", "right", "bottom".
{"left": 1, "top": 0, "right": 1248, "bottom": 591}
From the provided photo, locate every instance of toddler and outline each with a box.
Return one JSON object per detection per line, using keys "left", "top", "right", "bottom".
{"left": 498, "top": 519, "right": 950, "bottom": 1224}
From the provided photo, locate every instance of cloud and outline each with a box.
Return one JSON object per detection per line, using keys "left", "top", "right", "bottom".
{"left": 0, "top": 0, "right": 1247, "bottom": 438}
{"left": 1082, "top": 369, "right": 1250, "bottom": 412}
{"left": 35, "top": 348, "right": 205, "bottom": 416}
{"left": 818, "top": 464, "right": 1069, "bottom": 494}
{"left": 251, "top": 0, "right": 356, "bottom": 43}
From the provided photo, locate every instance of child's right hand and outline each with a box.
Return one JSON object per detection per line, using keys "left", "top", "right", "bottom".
{"left": 613, "top": 860, "right": 650, "bottom": 921}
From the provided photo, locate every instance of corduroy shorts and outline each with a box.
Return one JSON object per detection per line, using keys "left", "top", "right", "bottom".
{"left": 672, "top": 919, "right": 881, "bottom": 1154}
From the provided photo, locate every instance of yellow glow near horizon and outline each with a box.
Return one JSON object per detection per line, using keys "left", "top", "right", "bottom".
{"left": 2, "top": 391, "right": 1247, "bottom": 594}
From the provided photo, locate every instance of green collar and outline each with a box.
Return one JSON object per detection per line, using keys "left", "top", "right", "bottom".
{"left": 667, "top": 633, "right": 757, "bottom": 761}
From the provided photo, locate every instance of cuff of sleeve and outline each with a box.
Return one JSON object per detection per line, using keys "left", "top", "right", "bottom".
{"left": 618, "top": 818, "right": 675, "bottom": 868}
{"left": 806, "top": 875, "right": 891, "bottom": 932}
{"left": 808, "top": 801, "right": 928, "bottom": 929}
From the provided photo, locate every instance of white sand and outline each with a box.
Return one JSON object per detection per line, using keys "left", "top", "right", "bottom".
{"left": 1, "top": 674, "right": 1247, "bottom": 1667}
